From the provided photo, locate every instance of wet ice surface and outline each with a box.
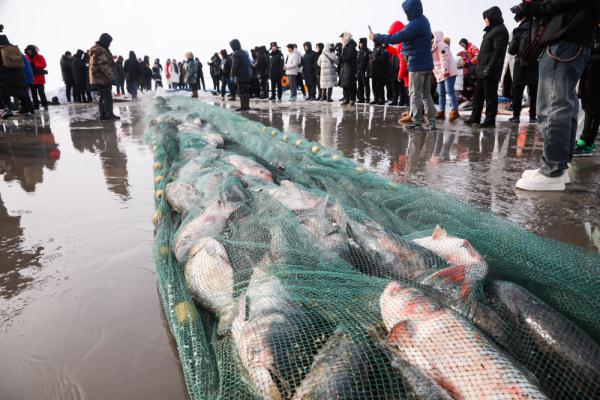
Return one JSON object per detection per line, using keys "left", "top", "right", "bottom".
{"left": 0, "top": 92, "right": 598, "bottom": 399}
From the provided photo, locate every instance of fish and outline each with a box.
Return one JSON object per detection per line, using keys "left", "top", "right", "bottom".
{"left": 485, "top": 281, "right": 600, "bottom": 399}
{"left": 413, "top": 226, "right": 484, "bottom": 267}
{"left": 226, "top": 154, "right": 273, "bottom": 182}
{"left": 232, "top": 265, "right": 333, "bottom": 400}
{"left": 265, "top": 181, "right": 325, "bottom": 213}
{"left": 369, "top": 328, "right": 453, "bottom": 400}
{"left": 379, "top": 281, "right": 548, "bottom": 400}
{"left": 346, "top": 219, "right": 446, "bottom": 281}
{"left": 184, "top": 237, "right": 237, "bottom": 333}
{"left": 174, "top": 199, "right": 240, "bottom": 263}
{"left": 166, "top": 181, "right": 201, "bottom": 215}
{"left": 291, "top": 330, "right": 405, "bottom": 400}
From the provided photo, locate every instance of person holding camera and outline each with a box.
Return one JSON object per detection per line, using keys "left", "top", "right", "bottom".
{"left": 24, "top": 44, "right": 48, "bottom": 111}
{"left": 464, "top": 7, "right": 509, "bottom": 128}
{"left": 513, "top": 0, "right": 600, "bottom": 191}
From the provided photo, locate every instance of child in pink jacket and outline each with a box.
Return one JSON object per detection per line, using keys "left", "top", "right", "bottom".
{"left": 432, "top": 31, "right": 459, "bottom": 121}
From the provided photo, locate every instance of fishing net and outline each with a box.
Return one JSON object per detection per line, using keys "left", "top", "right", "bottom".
{"left": 148, "top": 96, "right": 600, "bottom": 400}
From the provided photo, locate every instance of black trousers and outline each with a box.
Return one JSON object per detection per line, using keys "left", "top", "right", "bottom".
{"left": 343, "top": 80, "right": 357, "bottom": 102}
{"left": 65, "top": 82, "right": 74, "bottom": 102}
{"left": 212, "top": 76, "right": 221, "bottom": 91}
{"left": 297, "top": 73, "right": 306, "bottom": 96}
{"left": 259, "top": 76, "right": 269, "bottom": 98}
{"left": 30, "top": 84, "right": 48, "bottom": 109}
{"left": 580, "top": 112, "right": 600, "bottom": 146}
{"left": 237, "top": 81, "right": 250, "bottom": 109}
{"left": 512, "top": 83, "right": 538, "bottom": 119}
{"left": 357, "top": 73, "right": 371, "bottom": 101}
{"left": 270, "top": 78, "right": 283, "bottom": 99}
{"left": 399, "top": 84, "right": 409, "bottom": 106}
{"left": 471, "top": 78, "right": 500, "bottom": 121}
{"left": 96, "top": 85, "right": 114, "bottom": 119}
{"left": 116, "top": 82, "right": 125, "bottom": 95}
{"left": 98, "top": 84, "right": 114, "bottom": 118}
{"left": 372, "top": 78, "right": 386, "bottom": 103}
{"left": 199, "top": 75, "right": 206, "bottom": 91}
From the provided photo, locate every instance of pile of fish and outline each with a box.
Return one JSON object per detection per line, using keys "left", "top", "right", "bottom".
{"left": 153, "top": 111, "right": 600, "bottom": 400}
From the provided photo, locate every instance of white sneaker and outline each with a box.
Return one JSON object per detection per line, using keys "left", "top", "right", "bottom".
{"left": 516, "top": 170, "right": 566, "bottom": 191}
{"left": 522, "top": 168, "right": 570, "bottom": 184}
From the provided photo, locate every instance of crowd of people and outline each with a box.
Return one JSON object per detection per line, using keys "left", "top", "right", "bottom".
{"left": 0, "top": 0, "right": 599, "bottom": 191}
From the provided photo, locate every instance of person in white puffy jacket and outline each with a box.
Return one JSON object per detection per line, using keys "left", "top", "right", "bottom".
{"left": 317, "top": 43, "right": 338, "bottom": 102}
{"left": 432, "top": 31, "right": 459, "bottom": 121}
{"left": 284, "top": 43, "right": 301, "bottom": 100}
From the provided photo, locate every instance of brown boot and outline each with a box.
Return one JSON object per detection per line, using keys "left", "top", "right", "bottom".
{"left": 436, "top": 111, "right": 446, "bottom": 120}
{"left": 449, "top": 110, "right": 460, "bottom": 122}
{"left": 400, "top": 113, "right": 412, "bottom": 124}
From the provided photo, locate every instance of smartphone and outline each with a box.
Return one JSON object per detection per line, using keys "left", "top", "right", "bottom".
{"left": 368, "top": 25, "right": 373, "bottom": 33}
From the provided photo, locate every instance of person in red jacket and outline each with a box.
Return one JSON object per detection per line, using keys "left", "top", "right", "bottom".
{"left": 385, "top": 21, "right": 410, "bottom": 109}
{"left": 24, "top": 45, "right": 48, "bottom": 111}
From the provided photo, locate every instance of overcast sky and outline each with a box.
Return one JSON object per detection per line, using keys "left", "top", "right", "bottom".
{"left": 1, "top": 0, "right": 517, "bottom": 90}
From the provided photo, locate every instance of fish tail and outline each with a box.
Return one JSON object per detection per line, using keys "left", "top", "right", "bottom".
{"left": 217, "top": 301, "right": 238, "bottom": 336}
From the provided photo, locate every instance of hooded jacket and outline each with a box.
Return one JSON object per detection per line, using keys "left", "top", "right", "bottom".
{"left": 339, "top": 37, "right": 358, "bottom": 87}
{"left": 317, "top": 44, "right": 338, "bottom": 89}
{"left": 301, "top": 42, "right": 318, "bottom": 84}
{"left": 373, "top": 0, "right": 434, "bottom": 72}
{"left": 254, "top": 47, "right": 270, "bottom": 78}
{"left": 25, "top": 45, "right": 47, "bottom": 85}
{"left": 476, "top": 7, "right": 509, "bottom": 81}
{"left": 60, "top": 55, "right": 74, "bottom": 84}
{"left": 70, "top": 50, "right": 87, "bottom": 84}
{"left": 89, "top": 33, "right": 116, "bottom": 86}
{"left": 115, "top": 56, "right": 125, "bottom": 84}
{"left": 124, "top": 51, "right": 139, "bottom": 82}
{"left": 385, "top": 21, "right": 409, "bottom": 87}
{"left": 230, "top": 39, "right": 252, "bottom": 82}
{"left": 269, "top": 48, "right": 285, "bottom": 80}
{"left": 432, "top": 31, "right": 458, "bottom": 82}
{"left": 508, "top": 20, "right": 539, "bottom": 86}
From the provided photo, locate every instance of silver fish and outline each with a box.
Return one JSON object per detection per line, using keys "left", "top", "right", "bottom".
{"left": 174, "top": 199, "right": 240, "bottom": 263}
{"left": 226, "top": 154, "right": 273, "bottom": 182}
{"left": 166, "top": 181, "right": 201, "bottom": 215}
{"left": 184, "top": 238, "right": 236, "bottom": 333}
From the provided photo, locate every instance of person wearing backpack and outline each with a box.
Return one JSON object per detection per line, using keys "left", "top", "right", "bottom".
{"left": 0, "top": 34, "right": 34, "bottom": 118}
{"left": 25, "top": 45, "right": 49, "bottom": 111}
{"left": 512, "top": 0, "right": 600, "bottom": 191}
{"left": 508, "top": 18, "right": 539, "bottom": 124}
{"left": 89, "top": 33, "right": 118, "bottom": 120}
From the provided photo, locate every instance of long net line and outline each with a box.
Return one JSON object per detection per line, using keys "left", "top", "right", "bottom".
{"left": 148, "top": 96, "right": 600, "bottom": 400}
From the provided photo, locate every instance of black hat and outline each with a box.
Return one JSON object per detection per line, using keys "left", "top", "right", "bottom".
{"left": 99, "top": 33, "right": 113, "bottom": 48}
{"left": 359, "top": 38, "right": 368, "bottom": 44}
{"left": 270, "top": 42, "right": 278, "bottom": 48}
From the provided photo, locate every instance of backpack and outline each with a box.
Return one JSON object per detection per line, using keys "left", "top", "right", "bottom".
{"left": 0, "top": 45, "right": 25, "bottom": 69}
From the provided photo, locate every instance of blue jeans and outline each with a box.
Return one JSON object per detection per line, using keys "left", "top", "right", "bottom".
{"left": 288, "top": 74, "right": 297, "bottom": 98}
{"left": 538, "top": 42, "right": 591, "bottom": 177}
{"left": 437, "top": 76, "right": 458, "bottom": 112}
{"left": 127, "top": 80, "right": 139, "bottom": 99}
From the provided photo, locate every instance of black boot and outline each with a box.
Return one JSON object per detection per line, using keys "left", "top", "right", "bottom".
{"left": 480, "top": 118, "right": 496, "bottom": 128}
{"left": 327, "top": 89, "right": 333, "bottom": 102}
{"left": 464, "top": 115, "right": 481, "bottom": 126}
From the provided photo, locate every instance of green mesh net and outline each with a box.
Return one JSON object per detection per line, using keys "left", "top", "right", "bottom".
{"left": 148, "top": 96, "right": 600, "bottom": 400}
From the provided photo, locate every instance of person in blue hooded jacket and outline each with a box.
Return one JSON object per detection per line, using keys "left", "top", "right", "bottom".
{"left": 370, "top": 0, "right": 436, "bottom": 130}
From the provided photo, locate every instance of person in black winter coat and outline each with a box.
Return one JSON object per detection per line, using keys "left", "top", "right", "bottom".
{"left": 115, "top": 56, "right": 125, "bottom": 96}
{"left": 465, "top": 6, "right": 509, "bottom": 127}
{"left": 315, "top": 43, "right": 324, "bottom": 99}
{"left": 339, "top": 33, "right": 358, "bottom": 105}
{"left": 254, "top": 46, "right": 269, "bottom": 99}
{"left": 209, "top": 53, "right": 222, "bottom": 92}
{"left": 197, "top": 59, "right": 205, "bottom": 91}
{"left": 230, "top": 39, "right": 252, "bottom": 111}
{"left": 124, "top": 51, "right": 140, "bottom": 99}
{"left": 508, "top": 19, "right": 539, "bottom": 124}
{"left": 60, "top": 51, "right": 74, "bottom": 102}
{"left": 575, "top": 26, "right": 600, "bottom": 156}
{"left": 301, "top": 42, "right": 318, "bottom": 100}
{"left": 356, "top": 38, "right": 371, "bottom": 104}
{"left": 370, "top": 41, "right": 390, "bottom": 105}
{"left": 70, "top": 49, "right": 88, "bottom": 102}
{"left": 220, "top": 49, "right": 234, "bottom": 100}
{"left": 269, "top": 42, "right": 284, "bottom": 101}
